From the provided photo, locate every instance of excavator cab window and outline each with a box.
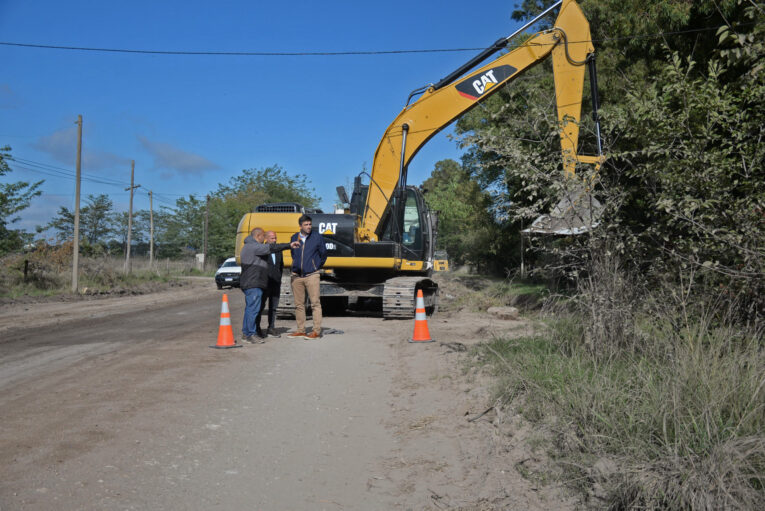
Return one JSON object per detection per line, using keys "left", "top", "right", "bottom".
{"left": 402, "top": 190, "right": 422, "bottom": 252}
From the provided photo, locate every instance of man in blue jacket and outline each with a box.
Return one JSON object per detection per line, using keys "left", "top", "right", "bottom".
{"left": 287, "top": 214, "right": 327, "bottom": 340}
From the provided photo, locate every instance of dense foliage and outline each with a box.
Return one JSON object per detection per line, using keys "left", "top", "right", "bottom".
{"left": 454, "top": 0, "right": 764, "bottom": 305}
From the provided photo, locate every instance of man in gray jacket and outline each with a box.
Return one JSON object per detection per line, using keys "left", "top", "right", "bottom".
{"left": 239, "top": 228, "right": 298, "bottom": 344}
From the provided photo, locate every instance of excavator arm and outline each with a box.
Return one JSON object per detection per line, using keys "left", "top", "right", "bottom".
{"left": 360, "top": 0, "right": 603, "bottom": 241}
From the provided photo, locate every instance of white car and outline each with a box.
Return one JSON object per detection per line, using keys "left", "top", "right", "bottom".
{"left": 215, "top": 257, "right": 241, "bottom": 289}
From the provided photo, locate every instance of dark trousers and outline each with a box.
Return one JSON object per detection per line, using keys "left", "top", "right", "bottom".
{"left": 256, "top": 282, "right": 280, "bottom": 331}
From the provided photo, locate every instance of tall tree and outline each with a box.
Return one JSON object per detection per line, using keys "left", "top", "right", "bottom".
{"left": 207, "top": 166, "right": 319, "bottom": 262}
{"left": 0, "top": 146, "right": 43, "bottom": 254}
{"left": 81, "top": 194, "right": 114, "bottom": 244}
{"left": 44, "top": 194, "right": 115, "bottom": 245}
{"left": 153, "top": 195, "right": 206, "bottom": 258}
{"left": 110, "top": 209, "right": 150, "bottom": 252}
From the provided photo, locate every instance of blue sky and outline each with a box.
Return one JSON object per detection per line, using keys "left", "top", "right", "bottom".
{"left": 0, "top": 0, "right": 528, "bottom": 233}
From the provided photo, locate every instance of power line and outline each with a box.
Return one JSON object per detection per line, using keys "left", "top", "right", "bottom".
{"left": 0, "top": 41, "right": 484, "bottom": 56}
{"left": 0, "top": 23, "right": 755, "bottom": 57}
{"left": 9, "top": 162, "right": 134, "bottom": 188}
{"left": 10, "top": 156, "right": 131, "bottom": 186}
{"left": 8, "top": 155, "right": 201, "bottom": 205}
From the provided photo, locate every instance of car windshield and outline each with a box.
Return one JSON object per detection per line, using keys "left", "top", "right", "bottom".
{"left": 222, "top": 261, "right": 238, "bottom": 268}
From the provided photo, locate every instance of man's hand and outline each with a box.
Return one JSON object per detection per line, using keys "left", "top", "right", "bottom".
{"left": 290, "top": 241, "right": 301, "bottom": 249}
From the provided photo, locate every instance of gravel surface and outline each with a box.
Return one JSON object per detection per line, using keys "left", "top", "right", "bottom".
{"left": 0, "top": 280, "right": 572, "bottom": 510}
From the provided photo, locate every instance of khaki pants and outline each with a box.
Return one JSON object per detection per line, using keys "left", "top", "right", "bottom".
{"left": 291, "top": 272, "right": 321, "bottom": 333}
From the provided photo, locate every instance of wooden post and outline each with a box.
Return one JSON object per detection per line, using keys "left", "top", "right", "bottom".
{"left": 149, "top": 190, "right": 154, "bottom": 267}
{"left": 203, "top": 195, "right": 209, "bottom": 270}
{"left": 520, "top": 222, "right": 525, "bottom": 279}
{"left": 124, "top": 160, "right": 140, "bottom": 275}
{"left": 71, "top": 115, "right": 82, "bottom": 292}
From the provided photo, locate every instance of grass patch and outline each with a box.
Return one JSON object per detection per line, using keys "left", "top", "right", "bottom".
{"left": 475, "top": 318, "right": 765, "bottom": 509}
{"left": 438, "top": 273, "right": 549, "bottom": 312}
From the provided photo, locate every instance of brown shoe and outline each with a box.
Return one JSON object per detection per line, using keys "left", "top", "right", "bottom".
{"left": 287, "top": 331, "right": 306, "bottom": 338}
{"left": 303, "top": 331, "right": 321, "bottom": 340}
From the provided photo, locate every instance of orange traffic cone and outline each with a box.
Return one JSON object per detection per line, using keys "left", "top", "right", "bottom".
{"left": 409, "top": 289, "right": 434, "bottom": 343}
{"left": 210, "top": 294, "right": 242, "bottom": 349}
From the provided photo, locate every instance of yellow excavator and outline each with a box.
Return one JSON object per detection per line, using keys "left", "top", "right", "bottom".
{"left": 236, "top": 0, "right": 604, "bottom": 318}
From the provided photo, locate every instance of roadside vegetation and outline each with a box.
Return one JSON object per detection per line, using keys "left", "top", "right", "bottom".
{"left": 437, "top": 272, "right": 548, "bottom": 313}
{"left": 472, "top": 253, "right": 763, "bottom": 508}
{"left": 0, "top": 242, "right": 203, "bottom": 300}
{"left": 431, "top": 1, "right": 764, "bottom": 508}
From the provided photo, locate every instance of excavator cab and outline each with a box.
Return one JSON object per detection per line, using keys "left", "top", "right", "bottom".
{"left": 349, "top": 177, "right": 437, "bottom": 271}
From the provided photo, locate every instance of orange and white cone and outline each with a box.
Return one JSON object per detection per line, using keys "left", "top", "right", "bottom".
{"left": 210, "top": 294, "right": 241, "bottom": 349}
{"left": 409, "top": 289, "right": 434, "bottom": 343}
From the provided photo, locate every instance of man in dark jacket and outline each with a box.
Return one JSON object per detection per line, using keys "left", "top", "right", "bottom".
{"left": 287, "top": 214, "right": 327, "bottom": 340}
{"left": 255, "top": 230, "right": 283, "bottom": 338}
{"left": 239, "top": 228, "right": 297, "bottom": 344}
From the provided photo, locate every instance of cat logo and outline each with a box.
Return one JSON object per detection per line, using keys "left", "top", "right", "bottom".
{"left": 318, "top": 222, "right": 338, "bottom": 235}
{"left": 456, "top": 65, "right": 517, "bottom": 101}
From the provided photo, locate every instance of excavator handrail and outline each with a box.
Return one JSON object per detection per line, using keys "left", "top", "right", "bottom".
{"left": 432, "top": 0, "right": 563, "bottom": 92}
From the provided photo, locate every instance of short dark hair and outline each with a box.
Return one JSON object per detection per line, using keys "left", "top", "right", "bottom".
{"left": 298, "top": 214, "right": 312, "bottom": 225}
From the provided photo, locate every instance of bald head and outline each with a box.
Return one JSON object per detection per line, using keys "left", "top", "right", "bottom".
{"left": 251, "top": 227, "right": 265, "bottom": 243}
{"left": 265, "top": 230, "right": 277, "bottom": 243}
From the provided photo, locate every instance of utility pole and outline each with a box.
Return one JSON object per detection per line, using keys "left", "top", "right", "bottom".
{"left": 71, "top": 115, "right": 83, "bottom": 293}
{"left": 124, "top": 160, "right": 141, "bottom": 275}
{"left": 203, "top": 194, "right": 209, "bottom": 269}
{"left": 149, "top": 190, "right": 154, "bottom": 267}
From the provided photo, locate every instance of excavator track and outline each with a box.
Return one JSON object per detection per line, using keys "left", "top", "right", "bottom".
{"left": 277, "top": 274, "right": 297, "bottom": 318}
{"left": 277, "top": 275, "right": 438, "bottom": 319}
{"left": 382, "top": 277, "right": 438, "bottom": 319}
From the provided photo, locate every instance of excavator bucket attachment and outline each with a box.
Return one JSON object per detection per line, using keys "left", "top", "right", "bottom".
{"left": 524, "top": 186, "right": 602, "bottom": 235}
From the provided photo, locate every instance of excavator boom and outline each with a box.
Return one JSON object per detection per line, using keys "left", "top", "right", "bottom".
{"left": 360, "top": 0, "right": 602, "bottom": 241}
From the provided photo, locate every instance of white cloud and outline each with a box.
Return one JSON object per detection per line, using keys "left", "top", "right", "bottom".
{"left": 33, "top": 125, "right": 129, "bottom": 170}
{"left": 0, "top": 84, "right": 21, "bottom": 110}
{"left": 138, "top": 135, "right": 220, "bottom": 176}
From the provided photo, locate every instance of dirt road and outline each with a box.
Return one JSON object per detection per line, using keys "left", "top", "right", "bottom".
{"left": 0, "top": 280, "right": 571, "bottom": 510}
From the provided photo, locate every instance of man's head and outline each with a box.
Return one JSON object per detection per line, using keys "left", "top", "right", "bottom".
{"left": 251, "top": 227, "right": 265, "bottom": 243}
{"left": 265, "top": 230, "right": 277, "bottom": 243}
{"left": 298, "top": 214, "right": 312, "bottom": 236}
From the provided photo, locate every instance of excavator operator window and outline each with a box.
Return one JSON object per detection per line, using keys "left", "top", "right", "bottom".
{"left": 402, "top": 190, "right": 422, "bottom": 252}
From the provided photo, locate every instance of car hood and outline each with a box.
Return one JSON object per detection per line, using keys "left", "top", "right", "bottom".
{"left": 215, "top": 266, "right": 241, "bottom": 275}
